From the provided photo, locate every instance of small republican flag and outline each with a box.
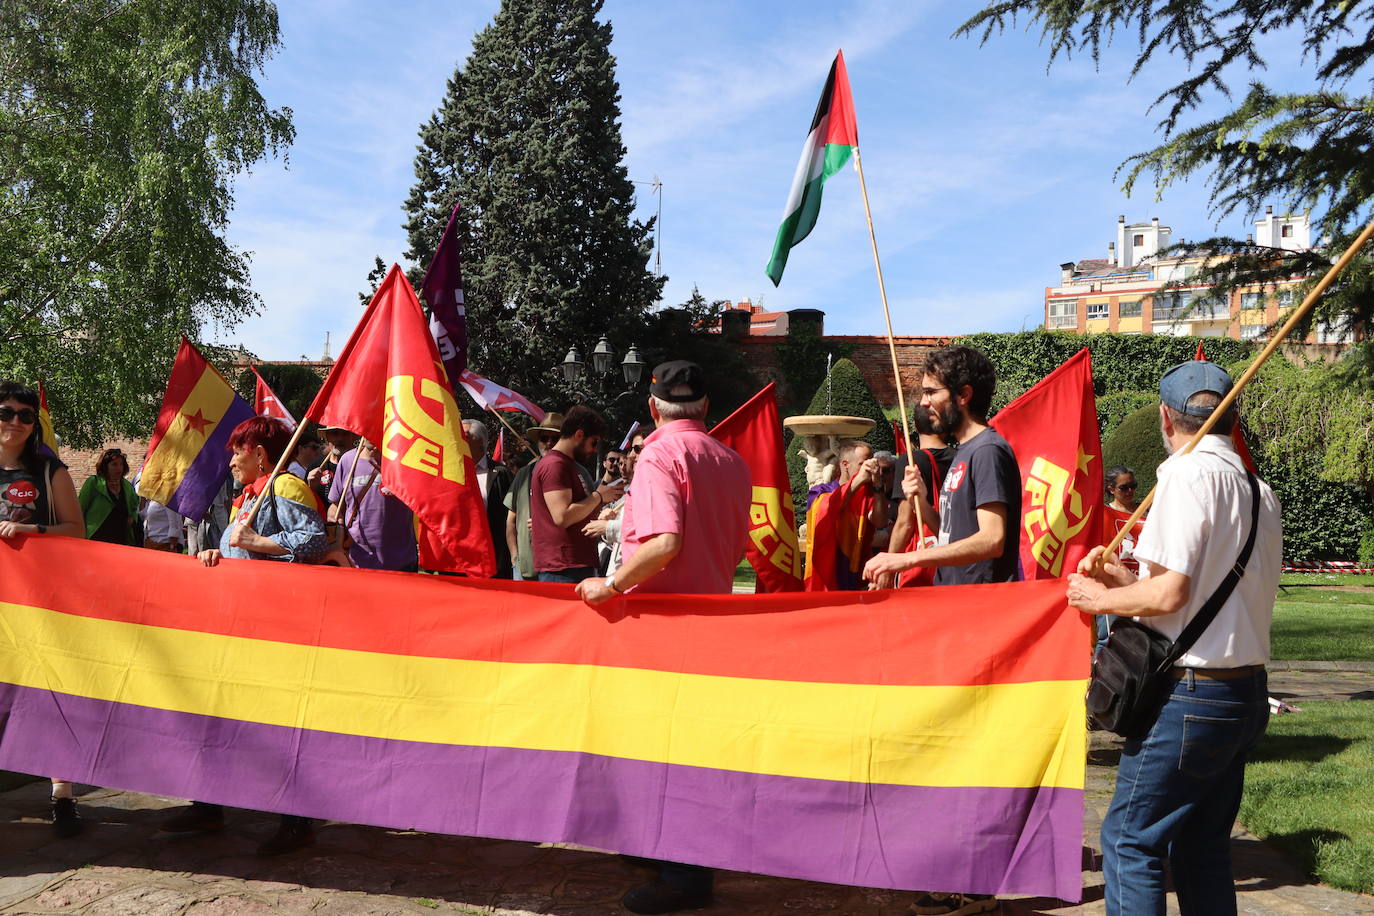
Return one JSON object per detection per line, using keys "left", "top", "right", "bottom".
{"left": 36, "top": 382, "right": 59, "bottom": 459}
{"left": 251, "top": 366, "right": 298, "bottom": 431}
{"left": 709, "top": 383, "right": 804, "bottom": 592}
{"left": 492, "top": 427, "right": 504, "bottom": 464}
{"left": 765, "top": 50, "right": 859, "bottom": 286}
{"left": 138, "top": 338, "right": 256, "bottom": 521}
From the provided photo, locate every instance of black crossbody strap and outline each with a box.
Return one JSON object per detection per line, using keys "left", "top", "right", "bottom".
{"left": 1160, "top": 470, "right": 1261, "bottom": 670}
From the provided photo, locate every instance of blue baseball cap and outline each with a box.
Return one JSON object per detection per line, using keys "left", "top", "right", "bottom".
{"left": 1160, "top": 360, "right": 1234, "bottom": 417}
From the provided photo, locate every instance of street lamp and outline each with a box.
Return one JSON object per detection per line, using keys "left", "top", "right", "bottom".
{"left": 592, "top": 336, "right": 615, "bottom": 375}
{"left": 620, "top": 345, "right": 646, "bottom": 386}
{"left": 560, "top": 347, "right": 584, "bottom": 383}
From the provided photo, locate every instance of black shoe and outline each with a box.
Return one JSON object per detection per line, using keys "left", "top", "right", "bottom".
{"left": 50, "top": 797, "right": 81, "bottom": 839}
{"left": 622, "top": 879, "right": 711, "bottom": 914}
{"left": 256, "top": 816, "right": 314, "bottom": 856}
{"left": 159, "top": 802, "right": 224, "bottom": 833}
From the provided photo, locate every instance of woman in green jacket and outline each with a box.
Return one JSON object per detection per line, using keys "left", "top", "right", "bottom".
{"left": 78, "top": 448, "right": 140, "bottom": 545}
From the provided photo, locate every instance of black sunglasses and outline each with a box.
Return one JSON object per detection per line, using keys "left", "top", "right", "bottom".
{"left": 1115, "top": 483, "right": 1137, "bottom": 491}
{"left": 0, "top": 407, "right": 38, "bottom": 424}
{"left": 628, "top": 444, "right": 644, "bottom": 454}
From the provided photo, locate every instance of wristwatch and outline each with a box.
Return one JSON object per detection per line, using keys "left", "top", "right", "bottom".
{"left": 605, "top": 576, "right": 623, "bottom": 595}
{"left": 35, "top": 524, "right": 47, "bottom": 534}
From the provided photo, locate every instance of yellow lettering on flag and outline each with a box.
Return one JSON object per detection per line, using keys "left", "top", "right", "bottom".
{"left": 1023, "top": 451, "right": 1093, "bottom": 577}
{"left": 748, "top": 486, "right": 802, "bottom": 578}
{"left": 140, "top": 369, "right": 234, "bottom": 503}
{"left": 382, "top": 374, "right": 469, "bottom": 483}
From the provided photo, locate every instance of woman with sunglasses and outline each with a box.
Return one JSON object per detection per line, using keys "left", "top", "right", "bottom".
{"left": 78, "top": 448, "right": 140, "bottom": 545}
{"left": 0, "top": 381, "right": 87, "bottom": 838}
{"left": 1097, "top": 466, "right": 1147, "bottom": 653}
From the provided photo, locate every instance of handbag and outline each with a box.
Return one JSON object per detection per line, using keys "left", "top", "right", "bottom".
{"left": 1086, "top": 471, "right": 1260, "bottom": 739}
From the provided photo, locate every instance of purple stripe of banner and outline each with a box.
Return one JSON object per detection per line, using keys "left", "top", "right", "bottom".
{"left": 0, "top": 685, "right": 1083, "bottom": 901}
{"left": 166, "top": 396, "right": 256, "bottom": 520}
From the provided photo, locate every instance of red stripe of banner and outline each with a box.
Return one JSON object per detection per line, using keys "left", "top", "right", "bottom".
{"left": 0, "top": 537, "right": 1088, "bottom": 688}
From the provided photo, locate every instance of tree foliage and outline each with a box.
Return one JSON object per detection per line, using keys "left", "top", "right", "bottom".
{"left": 402, "top": 0, "right": 662, "bottom": 412}
{"left": 958, "top": 2, "right": 1374, "bottom": 356}
{"left": 234, "top": 364, "right": 325, "bottom": 424}
{"left": 785, "top": 358, "right": 894, "bottom": 517}
{"left": 1102, "top": 403, "right": 1167, "bottom": 499}
{"left": 0, "top": 0, "right": 294, "bottom": 447}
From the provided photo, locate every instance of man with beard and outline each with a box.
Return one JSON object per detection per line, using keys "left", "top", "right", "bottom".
{"left": 530, "top": 405, "right": 623, "bottom": 583}
{"left": 862, "top": 345, "right": 1021, "bottom": 915}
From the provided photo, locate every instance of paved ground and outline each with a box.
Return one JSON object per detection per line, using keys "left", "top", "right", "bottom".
{"left": 0, "top": 665, "right": 1369, "bottom": 915}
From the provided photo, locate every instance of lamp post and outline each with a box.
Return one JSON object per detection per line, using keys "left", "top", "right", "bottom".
{"left": 557, "top": 337, "right": 647, "bottom": 430}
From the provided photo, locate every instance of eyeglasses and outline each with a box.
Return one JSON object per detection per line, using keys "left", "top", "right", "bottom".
{"left": 606, "top": 456, "right": 621, "bottom": 463}
{"left": 1115, "top": 483, "right": 1137, "bottom": 491}
{"left": 628, "top": 444, "right": 644, "bottom": 453}
{"left": 0, "top": 407, "right": 38, "bottom": 425}
{"left": 539, "top": 435, "right": 558, "bottom": 445}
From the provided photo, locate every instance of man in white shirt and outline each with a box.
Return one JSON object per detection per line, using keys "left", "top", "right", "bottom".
{"left": 1067, "top": 360, "right": 1282, "bottom": 916}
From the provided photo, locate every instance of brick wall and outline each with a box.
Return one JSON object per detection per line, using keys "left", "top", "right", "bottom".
{"left": 60, "top": 438, "right": 151, "bottom": 493}
{"left": 730, "top": 334, "right": 950, "bottom": 409}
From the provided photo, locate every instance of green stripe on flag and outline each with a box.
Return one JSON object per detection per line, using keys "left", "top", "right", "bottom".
{"left": 766, "top": 143, "right": 854, "bottom": 286}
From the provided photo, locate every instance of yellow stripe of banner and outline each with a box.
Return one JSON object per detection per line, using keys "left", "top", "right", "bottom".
{"left": 0, "top": 602, "right": 1085, "bottom": 790}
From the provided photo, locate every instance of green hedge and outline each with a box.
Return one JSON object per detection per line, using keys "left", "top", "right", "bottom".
{"left": 1102, "top": 404, "right": 1167, "bottom": 499}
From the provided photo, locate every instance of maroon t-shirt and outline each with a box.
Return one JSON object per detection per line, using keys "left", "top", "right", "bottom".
{"left": 530, "top": 450, "right": 598, "bottom": 572}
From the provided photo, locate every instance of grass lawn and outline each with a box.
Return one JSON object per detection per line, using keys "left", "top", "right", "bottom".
{"left": 1241, "top": 700, "right": 1374, "bottom": 894}
{"left": 732, "top": 559, "right": 757, "bottom": 592}
{"left": 1271, "top": 585, "right": 1374, "bottom": 662}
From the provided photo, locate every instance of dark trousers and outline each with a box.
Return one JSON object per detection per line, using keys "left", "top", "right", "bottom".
{"left": 536, "top": 566, "right": 597, "bottom": 583}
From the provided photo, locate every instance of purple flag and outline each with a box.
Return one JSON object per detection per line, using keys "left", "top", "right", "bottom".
{"left": 421, "top": 203, "right": 468, "bottom": 384}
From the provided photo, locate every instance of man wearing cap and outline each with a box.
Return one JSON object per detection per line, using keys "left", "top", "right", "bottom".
{"left": 1067, "top": 360, "right": 1282, "bottom": 916}
{"left": 577, "top": 360, "right": 752, "bottom": 915}
{"left": 463, "top": 419, "right": 515, "bottom": 578}
{"left": 504, "top": 413, "right": 562, "bottom": 580}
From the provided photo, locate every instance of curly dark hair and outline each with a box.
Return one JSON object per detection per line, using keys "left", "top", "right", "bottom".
{"left": 95, "top": 448, "right": 129, "bottom": 480}
{"left": 922, "top": 346, "right": 998, "bottom": 421}
{"left": 0, "top": 380, "right": 43, "bottom": 473}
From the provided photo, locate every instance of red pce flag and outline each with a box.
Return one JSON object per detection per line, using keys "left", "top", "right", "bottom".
{"left": 709, "top": 383, "right": 804, "bottom": 592}
{"left": 990, "top": 347, "right": 1104, "bottom": 580}
{"left": 1194, "top": 341, "right": 1259, "bottom": 472}
{"left": 306, "top": 264, "right": 495, "bottom": 576}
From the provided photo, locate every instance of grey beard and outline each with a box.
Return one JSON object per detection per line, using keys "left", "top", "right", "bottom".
{"left": 1160, "top": 427, "right": 1175, "bottom": 456}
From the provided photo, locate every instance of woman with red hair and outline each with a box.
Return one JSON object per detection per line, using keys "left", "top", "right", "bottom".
{"left": 170, "top": 416, "right": 325, "bottom": 854}
{"left": 197, "top": 416, "right": 327, "bottom": 567}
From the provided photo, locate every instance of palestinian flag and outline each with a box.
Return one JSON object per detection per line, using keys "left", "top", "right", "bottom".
{"left": 765, "top": 50, "right": 859, "bottom": 286}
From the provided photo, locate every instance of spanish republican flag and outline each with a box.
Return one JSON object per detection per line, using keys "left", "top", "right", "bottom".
{"left": 0, "top": 536, "right": 1087, "bottom": 901}
{"left": 765, "top": 50, "right": 858, "bottom": 286}
{"left": 709, "top": 383, "right": 803, "bottom": 592}
{"left": 991, "top": 348, "right": 1104, "bottom": 580}
{"left": 307, "top": 264, "right": 494, "bottom": 577}
{"left": 137, "top": 338, "right": 256, "bottom": 521}
{"left": 36, "top": 382, "right": 58, "bottom": 458}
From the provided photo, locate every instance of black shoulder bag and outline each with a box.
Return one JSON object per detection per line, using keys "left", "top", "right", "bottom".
{"left": 1086, "top": 471, "right": 1261, "bottom": 740}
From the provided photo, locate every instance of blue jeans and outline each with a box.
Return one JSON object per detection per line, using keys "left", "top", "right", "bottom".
{"left": 1101, "top": 669, "right": 1269, "bottom": 916}
{"left": 536, "top": 566, "right": 596, "bottom": 584}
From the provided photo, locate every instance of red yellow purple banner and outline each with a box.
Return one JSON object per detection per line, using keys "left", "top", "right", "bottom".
{"left": 0, "top": 536, "right": 1089, "bottom": 901}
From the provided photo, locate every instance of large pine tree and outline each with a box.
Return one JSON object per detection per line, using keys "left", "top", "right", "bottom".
{"left": 403, "top": 0, "right": 662, "bottom": 407}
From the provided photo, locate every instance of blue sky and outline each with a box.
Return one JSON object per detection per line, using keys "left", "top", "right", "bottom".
{"left": 222, "top": 0, "right": 1309, "bottom": 360}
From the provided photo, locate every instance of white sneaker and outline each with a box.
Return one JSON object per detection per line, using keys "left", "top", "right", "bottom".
{"left": 909, "top": 892, "right": 998, "bottom": 915}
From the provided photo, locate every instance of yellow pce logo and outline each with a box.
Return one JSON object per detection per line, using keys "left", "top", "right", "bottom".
{"left": 382, "top": 373, "right": 471, "bottom": 483}
{"left": 1023, "top": 450, "right": 1094, "bottom": 577}
{"left": 748, "top": 486, "right": 802, "bottom": 578}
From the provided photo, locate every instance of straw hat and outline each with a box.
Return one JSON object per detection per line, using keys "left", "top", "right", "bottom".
{"left": 523, "top": 412, "right": 565, "bottom": 444}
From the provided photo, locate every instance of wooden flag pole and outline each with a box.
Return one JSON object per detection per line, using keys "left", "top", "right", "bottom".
{"left": 853, "top": 146, "right": 930, "bottom": 547}
{"left": 487, "top": 408, "right": 541, "bottom": 459}
{"left": 1100, "top": 211, "right": 1374, "bottom": 564}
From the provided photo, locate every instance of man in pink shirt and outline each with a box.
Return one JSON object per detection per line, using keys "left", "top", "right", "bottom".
{"left": 578, "top": 359, "right": 751, "bottom": 914}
